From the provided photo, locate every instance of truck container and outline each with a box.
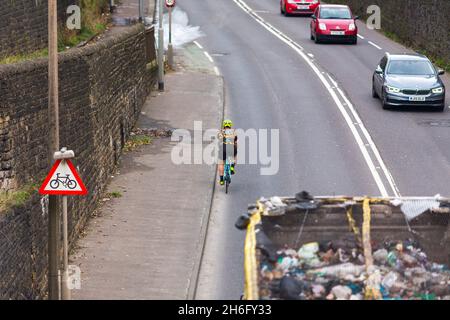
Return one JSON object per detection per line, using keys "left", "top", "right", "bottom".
{"left": 236, "top": 192, "right": 450, "bottom": 300}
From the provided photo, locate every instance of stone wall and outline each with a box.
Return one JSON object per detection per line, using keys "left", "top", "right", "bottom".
{"left": 332, "top": 0, "right": 450, "bottom": 67}
{"left": 0, "top": 0, "right": 78, "bottom": 57}
{"left": 0, "top": 24, "right": 156, "bottom": 299}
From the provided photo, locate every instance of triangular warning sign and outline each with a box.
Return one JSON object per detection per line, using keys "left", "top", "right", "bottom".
{"left": 39, "top": 159, "right": 88, "bottom": 195}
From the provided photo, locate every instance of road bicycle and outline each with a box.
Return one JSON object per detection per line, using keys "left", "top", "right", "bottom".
{"left": 224, "top": 157, "right": 233, "bottom": 194}
{"left": 50, "top": 173, "right": 77, "bottom": 190}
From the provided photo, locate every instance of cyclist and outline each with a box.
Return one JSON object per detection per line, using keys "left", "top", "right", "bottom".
{"left": 218, "top": 119, "right": 237, "bottom": 186}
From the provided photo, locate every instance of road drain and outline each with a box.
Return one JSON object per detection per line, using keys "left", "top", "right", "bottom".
{"left": 417, "top": 119, "right": 450, "bottom": 127}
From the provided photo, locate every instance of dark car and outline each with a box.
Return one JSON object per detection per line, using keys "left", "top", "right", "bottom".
{"left": 372, "top": 53, "right": 446, "bottom": 111}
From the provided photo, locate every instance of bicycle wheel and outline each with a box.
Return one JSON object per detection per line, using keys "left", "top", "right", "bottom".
{"left": 68, "top": 180, "right": 78, "bottom": 189}
{"left": 50, "top": 180, "right": 59, "bottom": 189}
{"left": 225, "top": 180, "right": 229, "bottom": 194}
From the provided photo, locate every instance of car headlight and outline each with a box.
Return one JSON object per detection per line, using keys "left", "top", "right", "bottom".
{"left": 387, "top": 86, "right": 401, "bottom": 93}
{"left": 349, "top": 23, "right": 356, "bottom": 31}
{"left": 319, "top": 23, "right": 327, "bottom": 31}
{"left": 432, "top": 87, "right": 444, "bottom": 94}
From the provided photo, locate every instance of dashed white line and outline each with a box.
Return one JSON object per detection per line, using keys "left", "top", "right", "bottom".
{"left": 307, "top": 53, "right": 314, "bottom": 58}
{"left": 204, "top": 51, "right": 214, "bottom": 63}
{"left": 233, "top": 0, "right": 399, "bottom": 197}
{"left": 368, "top": 41, "right": 382, "bottom": 50}
{"left": 357, "top": 34, "right": 365, "bottom": 39}
{"left": 214, "top": 67, "right": 220, "bottom": 76}
{"left": 193, "top": 41, "right": 203, "bottom": 49}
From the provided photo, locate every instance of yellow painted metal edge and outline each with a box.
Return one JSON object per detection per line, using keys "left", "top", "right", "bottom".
{"left": 243, "top": 205, "right": 261, "bottom": 300}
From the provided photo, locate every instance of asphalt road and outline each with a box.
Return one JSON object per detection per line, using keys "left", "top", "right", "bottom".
{"left": 176, "top": 0, "right": 450, "bottom": 299}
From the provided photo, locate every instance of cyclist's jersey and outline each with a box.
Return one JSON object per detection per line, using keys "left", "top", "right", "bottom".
{"left": 219, "top": 128, "right": 237, "bottom": 145}
{"left": 218, "top": 128, "right": 237, "bottom": 161}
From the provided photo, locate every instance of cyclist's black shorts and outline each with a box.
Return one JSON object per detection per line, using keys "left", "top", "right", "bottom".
{"left": 221, "top": 144, "right": 237, "bottom": 161}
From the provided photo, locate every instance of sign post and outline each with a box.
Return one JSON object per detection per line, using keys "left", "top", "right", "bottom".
{"left": 48, "top": 0, "right": 60, "bottom": 301}
{"left": 165, "top": 0, "right": 176, "bottom": 69}
{"left": 40, "top": 147, "right": 88, "bottom": 300}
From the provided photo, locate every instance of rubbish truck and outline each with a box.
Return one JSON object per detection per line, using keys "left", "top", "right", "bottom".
{"left": 235, "top": 192, "right": 450, "bottom": 300}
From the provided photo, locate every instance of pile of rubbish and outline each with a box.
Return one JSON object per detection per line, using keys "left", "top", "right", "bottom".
{"left": 259, "top": 238, "right": 450, "bottom": 300}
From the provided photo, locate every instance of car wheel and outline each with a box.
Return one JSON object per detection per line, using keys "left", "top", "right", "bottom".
{"left": 314, "top": 34, "right": 320, "bottom": 44}
{"left": 381, "top": 91, "right": 390, "bottom": 110}
{"left": 372, "top": 81, "right": 378, "bottom": 98}
{"left": 436, "top": 105, "right": 445, "bottom": 112}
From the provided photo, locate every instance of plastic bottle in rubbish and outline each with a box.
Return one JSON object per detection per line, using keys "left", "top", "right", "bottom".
{"left": 307, "top": 263, "right": 365, "bottom": 278}
{"left": 381, "top": 271, "right": 398, "bottom": 290}
{"left": 387, "top": 251, "right": 397, "bottom": 267}
{"left": 298, "top": 242, "right": 319, "bottom": 259}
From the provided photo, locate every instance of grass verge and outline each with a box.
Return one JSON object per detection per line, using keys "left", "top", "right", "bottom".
{"left": 124, "top": 135, "right": 152, "bottom": 152}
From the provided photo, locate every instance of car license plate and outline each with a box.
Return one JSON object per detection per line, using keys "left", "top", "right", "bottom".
{"left": 331, "top": 31, "right": 345, "bottom": 35}
{"left": 297, "top": 5, "right": 310, "bottom": 10}
{"left": 409, "top": 96, "right": 426, "bottom": 102}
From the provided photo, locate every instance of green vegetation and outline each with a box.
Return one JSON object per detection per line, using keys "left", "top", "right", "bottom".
{"left": 419, "top": 53, "right": 450, "bottom": 73}
{"left": 108, "top": 191, "right": 123, "bottom": 198}
{"left": 0, "top": 183, "right": 38, "bottom": 212}
{"left": 382, "top": 31, "right": 450, "bottom": 73}
{"left": 0, "top": 49, "right": 48, "bottom": 64}
{"left": 124, "top": 135, "right": 152, "bottom": 152}
{"left": 59, "top": 0, "right": 110, "bottom": 49}
{"left": 382, "top": 30, "right": 401, "bottom": 44}
{"left": 0, "top": 0, "right": 110, "bottom": 65}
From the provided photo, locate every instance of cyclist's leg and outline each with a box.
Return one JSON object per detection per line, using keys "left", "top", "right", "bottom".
{"left": 228, "top": 144, "right": 236, "bottom": 174}
{"left": 218, "top": 144, "right": 225, "bottom": 185}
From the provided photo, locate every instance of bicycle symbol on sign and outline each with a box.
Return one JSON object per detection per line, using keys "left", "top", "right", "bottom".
{"left": 50, "top": 173, "right": 78, "bottom": 190}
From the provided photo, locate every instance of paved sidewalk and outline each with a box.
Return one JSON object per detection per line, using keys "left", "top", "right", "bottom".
{"left": 71, "top": 44, "right": 223, "bottom": 299}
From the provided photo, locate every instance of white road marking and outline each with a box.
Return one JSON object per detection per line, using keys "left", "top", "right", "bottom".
{"left": 326, "top": 74, "right": 338, "bottom": 88}
{"left": 204, "top": 51, "right": 214, "bottom": 63}
{"left": 193, "top": 41, "right": 203, "bottom": 49}
{"left": 357, "top": 34, "right": 365, "bottom": 39}
{"left": 368, "top": 41, "right": 382, "bottom": 50}
{"left": 307, "top": 53, "right": 314, "bottom": 58}
{"left": 214, "top": 66, "right": 220, "bottom": 76}
{"left": 233, "top": 0, "right": 400, "bottom": 197}
{"left": 335, "top": 87, "right": 401, "bottom": 197}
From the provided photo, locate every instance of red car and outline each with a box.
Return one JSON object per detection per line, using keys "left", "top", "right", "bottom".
{"left": 280, "top": 0, "right": 320, "bottom": 16}
{"left": 310, "top": 4, "right": 359, "bottom": 44}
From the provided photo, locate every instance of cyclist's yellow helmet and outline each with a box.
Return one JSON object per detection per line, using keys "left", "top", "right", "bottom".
{"left": 223, "top": 119, "right": 233, "bottom": 128}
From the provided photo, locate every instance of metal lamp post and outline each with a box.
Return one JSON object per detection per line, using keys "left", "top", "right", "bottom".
{"left": 158, "top": 0, "right": 165, "bottom": 91}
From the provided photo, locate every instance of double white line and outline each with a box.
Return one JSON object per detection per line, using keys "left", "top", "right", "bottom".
{"left": 233, "top": 0, "right": 400, "bottom": 197}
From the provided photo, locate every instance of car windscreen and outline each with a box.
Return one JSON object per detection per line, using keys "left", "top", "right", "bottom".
{"left": 319, "top": 8, "right": 352, "bottom": 19}
{"left": 387, "top": 60, "right": 435, "bottom": 76}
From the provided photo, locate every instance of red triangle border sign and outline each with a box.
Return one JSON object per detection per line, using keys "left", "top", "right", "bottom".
{"left": 39, "top": 159, "right": 88, "bottom": 196}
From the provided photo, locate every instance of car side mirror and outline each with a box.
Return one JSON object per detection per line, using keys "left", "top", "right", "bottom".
{"left": 311, "top": 14, "right": 317, "bottom": 20}
{"left": 354, "top": 15, "right": 360, "bottom": 20}
{"left": 438, "top": 69, "right": 445, "bottom": 75}
{"left": 375, "top": 65, "right": 383, "bottom": 74}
